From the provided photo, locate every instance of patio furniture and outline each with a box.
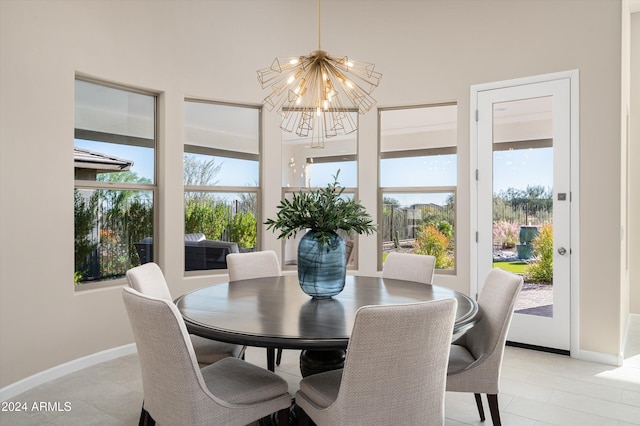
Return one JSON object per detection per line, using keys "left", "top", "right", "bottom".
{"left": 134, "top": 237, "right": 239, "bottom": 271}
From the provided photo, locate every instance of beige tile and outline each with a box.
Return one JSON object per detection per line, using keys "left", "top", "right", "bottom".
{"left": 505, "top": 397, "right": 618, "bottom": 426}
{"left": 619, "top": 421, "right": 640, "bottom": 426}
{"left": 444, "top": 418, "right": 473, "bottom": 426}
{"left": 525, "top": 371, "right": 624, "bottom": 403}
{"left": 0, "top": 408, "right": 57, "bottom": 426}
{"left": 548, "top": 390, "right": 640, "bottom": 424}
{"left": 501, "top": 377, "right": 554, "bottom": 404}
{"left": 444, "top": 391, "right": 485, "bottom": 424}
{"left": 85, "top": 389, "right": 143, "bottom": 424}
{"left": 18, "top": 399, "right": 121, "bottom": 426}
{"left": 622, "top": 388, "right": 640, "bottom": 407}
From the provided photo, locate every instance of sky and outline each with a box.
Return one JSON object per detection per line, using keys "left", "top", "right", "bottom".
{"left": 76, "top": 140, "right": 553, "bottom": 207}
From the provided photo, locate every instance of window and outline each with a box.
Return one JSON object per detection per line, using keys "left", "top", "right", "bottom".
{"left": 74, "top": 79, "right": 156, "bottom": 286}
{"left": 379, "top": 104, "right": 457, "bottom": 272}
{"left": 183, "top": 100, "right": 260, "bottom": 273}
{"left": 280, "top": 112, "right": 359, "bottom": 268}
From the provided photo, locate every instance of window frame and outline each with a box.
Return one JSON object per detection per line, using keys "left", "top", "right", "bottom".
{"left": 377, "top": 103, "right": 458, "bottom": 274}
{"left": 183, "top": 98, "right": 262, "bottom": 276}
{"left": 73, "top": 76, "right": 158, "bottom": 291}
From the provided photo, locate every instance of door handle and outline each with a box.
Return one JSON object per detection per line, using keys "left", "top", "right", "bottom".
{"left": 557, "top": 247, "right": 567, "bottom": 255}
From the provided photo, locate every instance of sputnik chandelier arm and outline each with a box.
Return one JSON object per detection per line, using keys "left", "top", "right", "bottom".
{"left": 256, "top": 0, "right": 382, "bottom": 147}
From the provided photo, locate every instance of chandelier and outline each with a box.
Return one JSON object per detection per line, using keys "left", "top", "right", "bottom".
{"left": 257, "top": 0, "right": 382, "bottom": 148}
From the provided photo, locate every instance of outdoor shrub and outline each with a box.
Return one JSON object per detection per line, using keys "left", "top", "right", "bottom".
{"left": 527, "top": 222, "right": 553, "bottom": 283}
{"left": 126, "top": 200, "right": 153, "bottom": 266}
{"left": 419, "top": 204, "right": 455, "bottom": 231}
{"left": 74, "top": 189, "right": 98, "bottom": 282}
{"left": 435, "top": 221, "right": 454, "bottom": 239}
{"left": 414, "top": 224, "right": 454, "bottom": 269}
{"left": 99, "top": 243, "right": 129, "bottom": 279}
{"left": 493, "top": 220, "right": 520, "bottom": 249}
{"left": 228, "top": 212, "right": 257, "bottom": 249}
{"left": 184, "top": 196, "right": 229, "bottom": 240}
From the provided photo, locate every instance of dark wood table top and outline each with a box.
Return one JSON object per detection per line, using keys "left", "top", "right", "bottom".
{"left": 176, "top": 274, "right": 480, "bottom": 350}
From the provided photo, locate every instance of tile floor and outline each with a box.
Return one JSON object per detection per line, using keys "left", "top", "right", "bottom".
{"left": 1, "top": 317, "right": 639, "bottom": 425}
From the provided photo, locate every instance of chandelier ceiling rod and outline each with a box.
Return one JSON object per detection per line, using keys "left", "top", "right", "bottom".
{"left": 256, "top": 0, "right": 382, "bottom": 148}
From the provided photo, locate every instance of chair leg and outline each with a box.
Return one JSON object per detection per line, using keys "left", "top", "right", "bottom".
{"left": 276, "top": 348, "right": 283, "bottom": 366}
{"left": 487, "top": 394, "right": 501, "bottom": 426}
{"left": 266, "top": 347, "right": 276, "bottom": 372}
{"left": 276, "top": 407, "right": 289, "bottom": 425}
{"left": 296, "top": 404, "right": 312, "bottom": 426}
{"left": 138, "top": 405, "right": 155, "bottom": 426}
{"left": 474, "top": 393, "right": 486, "bottom": 422}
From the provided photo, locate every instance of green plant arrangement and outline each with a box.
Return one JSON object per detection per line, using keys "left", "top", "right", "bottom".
{"left": 265, "top": 172, "right": 377, "bottom": 246}
{"left": 265, "top": 171, "right": 376, "bottom": 298}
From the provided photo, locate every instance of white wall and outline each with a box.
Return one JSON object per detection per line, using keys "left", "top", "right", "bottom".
{"left": 630, "top": 11, "right": 640, "bottom": 314}
{"left": 0, "top": 0, "right": 626, "bottom": 388}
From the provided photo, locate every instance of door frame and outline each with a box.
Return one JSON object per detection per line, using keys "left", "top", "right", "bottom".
{"left": 470, "top": 70, "right": 580, "bottom": 356}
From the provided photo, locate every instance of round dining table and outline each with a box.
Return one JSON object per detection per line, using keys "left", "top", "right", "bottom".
{"left": 176, "top": 274, "right": 480, "bottom": 376}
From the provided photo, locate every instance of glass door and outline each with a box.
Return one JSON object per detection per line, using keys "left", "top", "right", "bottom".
{"left": 477, "top": 78, "right": 571, "bottom": 351}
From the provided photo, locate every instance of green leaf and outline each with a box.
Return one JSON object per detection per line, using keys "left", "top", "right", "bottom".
{"left": 265, "top": 170, "right": 377, "bottom": 245}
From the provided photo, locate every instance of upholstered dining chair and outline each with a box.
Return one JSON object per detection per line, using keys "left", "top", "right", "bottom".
{"left": 296, "top": 298, "right": 458, "bottom": 426}
{"left": 446, "top": 268, "right": 523, "bottom": 426}
{"left": 345, "top": 240, "right": 355, "bottom": 265}
{"left": 126, "top": 263, "right": 245, "bottom": 366}
{"left": 122, "top": 286, "right": 292, "bottom": 426}
{"left": 226, "top": 250, "right": 283, "bottom": 371}
{"left": 382, "top": 251, "right": 437, "bottom": 284}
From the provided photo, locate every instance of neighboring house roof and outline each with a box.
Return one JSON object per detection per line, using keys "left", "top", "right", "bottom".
{"left": 74, "top": 147, "right": 134, "bottom": 172}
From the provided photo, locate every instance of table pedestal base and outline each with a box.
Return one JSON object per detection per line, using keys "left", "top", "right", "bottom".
{"left": 299, "top": 349, "right": 346, "bottom": 377}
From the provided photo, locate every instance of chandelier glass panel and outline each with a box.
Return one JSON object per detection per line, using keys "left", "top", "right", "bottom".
{"left": 257, "top": 0, "right": 381, "bottom": 148}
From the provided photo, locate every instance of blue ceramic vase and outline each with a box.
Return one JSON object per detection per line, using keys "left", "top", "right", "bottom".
{"left": 297, "top": 231, "right": 346, "bottom": 298}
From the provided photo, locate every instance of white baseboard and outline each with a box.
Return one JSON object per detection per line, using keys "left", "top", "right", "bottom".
{"left": 622, "top": 313, "right": 640, "bottom": 359}
{"left": 0, "top": 343, "right": 137, "bottom": 402}
{"left": 574, "top": 348, "right": 623, "bottom": 366}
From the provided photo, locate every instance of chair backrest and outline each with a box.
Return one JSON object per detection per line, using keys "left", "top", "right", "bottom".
{"left": 334, "top": 298, "right": 457, "bottom": 424}
{"left": 345, "top": 240, "right": 355, "bottom": 265}
{"left": 126, "top": 262, "right": 172, "bottom": 300}
{"left": 122, "top": 286, "right": 218, "bottom": 424}
{"left": 382, "top": 252, "right": 436, "bottom": 284}
{"left": 226, "top": 250, "right": 280, "bottom": 281}
{"left": 464, "top": 268, "right": 523, "bottom": 365}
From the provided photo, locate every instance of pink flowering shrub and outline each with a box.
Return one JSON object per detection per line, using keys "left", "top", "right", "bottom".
{"left": 493, "top": 220, "right": 519, "bottom": 249}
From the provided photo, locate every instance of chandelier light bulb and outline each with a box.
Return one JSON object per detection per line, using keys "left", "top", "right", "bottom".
{"left": 256, "top": 0, "right": 381, "bottom": 148}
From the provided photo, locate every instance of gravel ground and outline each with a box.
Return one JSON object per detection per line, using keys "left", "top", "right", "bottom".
{"left": 514, "top": 282, "right": 553, "bottom": 316}
{"left": 493, "top": 249, "right": 554, "bottom": 317}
